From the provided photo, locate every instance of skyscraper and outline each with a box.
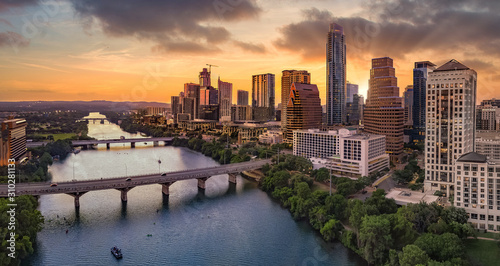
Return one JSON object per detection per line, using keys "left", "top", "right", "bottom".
{"left": 184, "top": 83, "right": 200, "bottom": 119}
{"left": 424, "top": 59, "right": 477, "bottom": 197}
{"left": 252, "top": 73, "right": 275, "bottom": 121}
{"left": 218, "top": 77, "right": 233, "bottom": 122}
{"left": 199, "top": 68, "right": 211, "bottom": 87}
{"left": 326, "top": 23, "right": 346, "bottom": 125}
{"left": 200, "top": 86, "right": 218, "bottom": 106}
{"left": 346, "top": 82, "right": 359, "bottom": 104}
{"left": 412, "top": 61, "right": 436, "bottom": 143}
{"left": 171, "top": 95, "right": 182, "bottom": 124}
{"left": 285, "top": 83, "right": 322, "bottom": 142}
{"left": 404, "top": 85, "right": 414, "bottom": 126}
{"left": 364, "top": 57, "right": 404, "bottom": 162}
{"left": 237, "top": 90, "right": 249, "bottom": 106}
{"left": 281, "top": 70, "right": 311, "bottom": 128}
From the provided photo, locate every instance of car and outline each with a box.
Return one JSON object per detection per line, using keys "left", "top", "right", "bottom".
{"left": 125, "top": 178, "right": 131, "bottom": 181}
{"left": 161, "top": 173, "right": 167, "bottom": 176}
{"left": 50, "top": 183, "right": 58, "bottom": 187}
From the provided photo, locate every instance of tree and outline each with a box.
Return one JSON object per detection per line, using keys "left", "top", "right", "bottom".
{"left": 414, "top": 233, "right": 464, "bottom": 262}
{"left": 320, "top": 219, "right": 343, "bottom": 241}
{"left": 312, "top": 168, "right": 329, "bottom": 182}
{"left": 359, "top": 215, "right": 392, "bottom": 264}
{"left": 325, "top": 194, "right": 347, "bottom": 220}
{"left": 295, "top": 182, "right": 311, "bottom": 199}
{"left": 389, "top": 212, "right": 418, "bottom": 250}
{"left": 365, "top": 189, "right": 398, "bottom": 215}
{"left": 398, "top": 245, "right": 430, "bottom": 266}
{"left": 0, "top": 196, "right": 44, "bottom": 265}
{"left": 309, "top": 206, "right": 330, "bottom": 230}
{"left": 442, "top": 206, "right": 468, "bottom": 224}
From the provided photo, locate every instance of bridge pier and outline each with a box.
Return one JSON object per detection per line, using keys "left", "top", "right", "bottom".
{"left": 131, "top": 142, "right": 135, "bottom": 148}
{"left": 161, "top": 182, "right": 175, "bottom": 196}
{"left": 66, "top": 191, "right": 87, "bottom": 208}
{"left": 116, "top": 187, "right": 134, "bottom": 202}
{"left": 153, "top": 141, "right": 159, "bottom": 147}
{"left": 106, "top": 143, "right": 110, "bottom": 150}
{"left": 197, "top": 177, "right": 209, "bottom": 190}
{"left": 228, "top": 173, "right": 237, "bottom": 184}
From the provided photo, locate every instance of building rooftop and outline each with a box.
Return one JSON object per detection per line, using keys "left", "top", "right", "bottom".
{"left": 434, "top": 59, "right": 470, "bottom": 72}
{"left": 457, "top": 152, "right": 488, "bottom": 163}
{"left": 386, "top": 189, "right": 440, "bottom": 206}
{"left": 476, "top": 130, "right": 500, "bottom": 140}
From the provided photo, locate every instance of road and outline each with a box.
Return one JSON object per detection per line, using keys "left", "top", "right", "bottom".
{"left": 0, "top": 159, "right": 271, "bottom": 197}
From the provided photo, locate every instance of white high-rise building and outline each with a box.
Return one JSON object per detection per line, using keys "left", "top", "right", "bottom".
{"left": 293, "top": 128, "right": 389, "bottom": 177}
{"left": 454, "top": 152, "right": 500, "bottom": 231}
{"left": 424, "top": 59, "right": 477, "bottom": 197}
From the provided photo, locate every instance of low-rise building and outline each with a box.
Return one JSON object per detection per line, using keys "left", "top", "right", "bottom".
{"left": 294, "top": 128, "right": 389, "bottom": 177}
{"left": 178, "top": 119, "right": 216, "bottom": 131}
{"left": 454, "top": 152, "right": 500, "bottom": 231}
{"left": 259, "top": 130, "right": 283, "bottom": 144}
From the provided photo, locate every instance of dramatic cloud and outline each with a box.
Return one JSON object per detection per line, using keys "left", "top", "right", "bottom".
{"left": 274, "top": 1, "right": 500, "bottom": 62}
{"left": 0, "top": 31, "right": 30, "bottom": 48}
{"left": 71, "top": 0, "right": 262, "bottom": 55}
{"left": 233, "top": 40, "right": 266, "bottom": 54}
{"left": 0, "top": 0, "right": 39, "bottom": 12}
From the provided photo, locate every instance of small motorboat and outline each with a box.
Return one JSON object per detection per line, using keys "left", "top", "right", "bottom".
{"left": 111, "top": 246, "right": 123, "bottom": 259}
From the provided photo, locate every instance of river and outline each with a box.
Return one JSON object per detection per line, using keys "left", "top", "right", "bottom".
{"left": 25, "top": 112, "right": 364, "bottom": 265}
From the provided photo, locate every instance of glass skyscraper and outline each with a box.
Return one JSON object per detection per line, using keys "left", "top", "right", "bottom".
{"left": 326, "top": 23, "right": 346, "bottom": 125}
{"left": 411, "top": 61, "right": 436, "bottom": 142}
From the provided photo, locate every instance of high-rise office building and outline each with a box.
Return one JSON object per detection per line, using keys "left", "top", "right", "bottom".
{"left": 326, "top": 23, "right": 346, "bottom": 125}
{"left": 0, "top": 119, "right": 27, "bottom": 166}
{"left": 231, "top": 105, "right": 253, "bottom": 121}
{"left": 477, "top": 105, "right": 500, "bottom": 131}
{"left": 184, "top": 83, "right": 200, "bottom": 119}
{"left": 412, "top": 61, "right": 436, "bottom": 143}
{"left": 424, "top": 59, "right": 477, "bottom": 197}
{"left": 181, "top": 97, "right": 196, "bottom": 121}
{"left": 285, "top": 83, "right": 322, "bottom": 142}
{"left": 218, "top": 77, "right": 233, "bottom": 122}
{"left": 346, "top": 82, "right": 358, "bottom": 104}
{"left": 281, "top": 70, "right": 311, "bottom": 128}
{"left": 404, "top": 85, "right": 414, "bottom": 126}
{"left": 252, "top": 73, "right": 275, "bottom": 121}
{"left": 200, "top": 86, "right": 218, "bottom": 106}
{"left": 199, "top": 68, "right": 211, "bottom": 87}
{"left": 364, "top": 57, "right": 404, "bottom": 162}
{"left": 237, "top": 90, "right": 249, "bottom": 106}
{"left": 171, "top": 95, "right": 182, "bottom": 124}
{"left": 346, "top": 94, "right": 363, "bottom": 125}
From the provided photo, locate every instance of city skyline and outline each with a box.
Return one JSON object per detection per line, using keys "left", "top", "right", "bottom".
{"left": 1, "top": 0, "right": 499, "bottom": 105}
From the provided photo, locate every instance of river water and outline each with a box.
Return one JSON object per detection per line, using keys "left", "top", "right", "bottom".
{"left": 25, "top": 112, "right": 364, "bottom": 265}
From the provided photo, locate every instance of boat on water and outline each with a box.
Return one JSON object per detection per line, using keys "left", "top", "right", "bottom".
{"left": 111, "top": 246, "right": 123, "bottom": 259}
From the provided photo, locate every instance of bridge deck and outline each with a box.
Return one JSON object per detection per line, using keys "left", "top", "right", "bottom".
{"left": 0, "top": 159, "right": 271, "bottom": 197}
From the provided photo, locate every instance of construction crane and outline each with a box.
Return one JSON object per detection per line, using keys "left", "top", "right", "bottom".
{"left": 206, "top": 64, "right": 219, "bottom": 74}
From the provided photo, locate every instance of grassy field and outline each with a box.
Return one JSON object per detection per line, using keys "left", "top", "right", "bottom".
{"left": 475, "top": 231, "right": 498, "bottom": 239}
{"left": 465, "top": 238, "right": 500, "bottom": 266}
{"left": 33, "top": 133, "right": 76, "bottom": 141}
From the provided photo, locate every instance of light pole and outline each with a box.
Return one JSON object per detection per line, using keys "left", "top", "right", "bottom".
{"left": 329, "top": 167, "right": 332, "bottom": 196}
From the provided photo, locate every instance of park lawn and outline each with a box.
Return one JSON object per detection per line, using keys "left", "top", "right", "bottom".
{"left": 35, "top": 133, "right": 76, "bottom": 141}
{"left": 475, "top": 231, "right": 498, "bottom": 239}
{"left": 465, "top": 239, "right": 500, "bottom": 266}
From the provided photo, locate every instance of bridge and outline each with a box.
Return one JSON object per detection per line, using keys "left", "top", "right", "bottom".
{"left": 27, "top": 137, "right": 175, "bottom": 149}
{"left": 1, "top": 159, "right": 271, "bottom": 208}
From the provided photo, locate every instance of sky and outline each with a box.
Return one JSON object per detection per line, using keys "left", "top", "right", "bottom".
{"left": 0, "top": 0, "right": 499, "bottom": 105}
